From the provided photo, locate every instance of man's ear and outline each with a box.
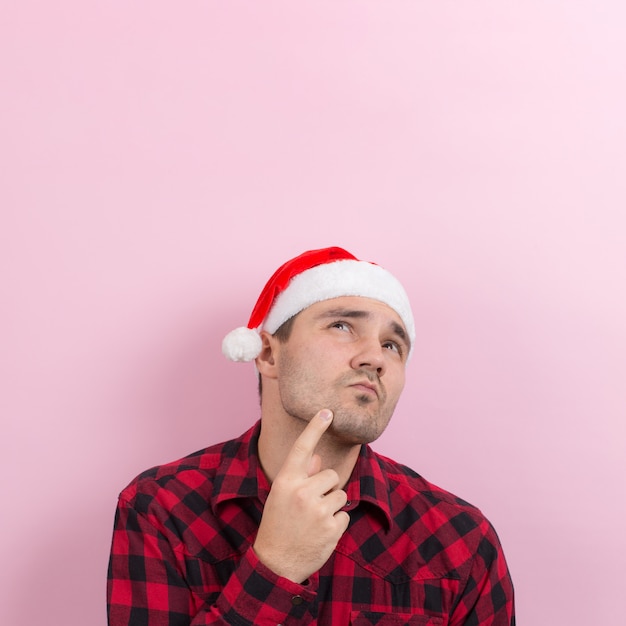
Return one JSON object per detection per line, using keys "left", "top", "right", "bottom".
{"left": 255, "top": 330, "right": 279, "bottom": 379}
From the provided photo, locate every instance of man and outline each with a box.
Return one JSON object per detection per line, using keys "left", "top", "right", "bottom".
{"left": 107, "top": 246, "right": 515, "bottom": 625}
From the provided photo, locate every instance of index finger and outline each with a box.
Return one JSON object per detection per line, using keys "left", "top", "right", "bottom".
{"left": 280, "top": 409, "right": 334, "bottom": 477}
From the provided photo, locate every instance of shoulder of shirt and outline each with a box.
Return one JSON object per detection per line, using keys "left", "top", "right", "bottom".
{"left": 370, "top": 448, "right": 487, "bottom": 520}
{"left": 117, "top": 435, "right": 241, "bottom": 503}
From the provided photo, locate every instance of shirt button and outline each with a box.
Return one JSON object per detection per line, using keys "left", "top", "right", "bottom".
{"left": 291, "top": 595, "right": 304, "bottom": 606}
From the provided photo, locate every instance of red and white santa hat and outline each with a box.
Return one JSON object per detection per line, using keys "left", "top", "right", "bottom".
{"left": 222, "top": 246, "right": 415, "bottom": 362}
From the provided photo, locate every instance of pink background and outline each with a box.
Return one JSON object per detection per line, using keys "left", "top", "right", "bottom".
{"left": 2, "top": 2, "right": 625, "bottom": 624}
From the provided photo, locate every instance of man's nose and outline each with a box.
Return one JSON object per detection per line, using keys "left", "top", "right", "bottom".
{"left": 350, "top": 338, "right": 386, "bottom": 376}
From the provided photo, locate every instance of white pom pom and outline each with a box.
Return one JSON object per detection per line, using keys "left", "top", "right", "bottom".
{"left": 222, "top": 327, "right": 263, "bottom": 362}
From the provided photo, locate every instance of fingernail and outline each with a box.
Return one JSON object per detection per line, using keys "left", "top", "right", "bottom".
{"left": 319, "top": 409, "right": 333, "bottom": 421}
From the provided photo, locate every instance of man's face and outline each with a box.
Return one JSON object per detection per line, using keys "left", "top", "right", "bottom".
{"left": 273, "top": 296, "right": 409, "bottom": 445}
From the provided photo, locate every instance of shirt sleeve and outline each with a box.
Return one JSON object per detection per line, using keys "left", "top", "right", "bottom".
{"left": 107, "top": 497, "right": 318, "bottom": 626}
{"left": 449, "top": 518, "right": 515, "bottom": 626}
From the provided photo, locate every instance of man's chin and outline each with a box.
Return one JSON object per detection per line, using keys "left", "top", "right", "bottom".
{"left": 327, "top": 412, "right": 389, "bottom": 446}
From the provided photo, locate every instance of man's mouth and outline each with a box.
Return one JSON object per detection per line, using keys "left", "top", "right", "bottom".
{"left": 349, "top": 381, "right": 379, "bottom": 397}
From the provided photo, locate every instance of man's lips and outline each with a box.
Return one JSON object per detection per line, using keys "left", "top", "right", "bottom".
{"left": 349, "top": 381, "right": 379, "bottom": 397}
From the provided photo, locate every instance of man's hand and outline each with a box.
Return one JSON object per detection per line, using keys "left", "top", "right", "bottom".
{"left": 253, "top": 409, "right": 350, "bottom": 583}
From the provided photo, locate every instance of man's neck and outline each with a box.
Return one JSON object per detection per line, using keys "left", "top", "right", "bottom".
{"left": 257, "top": 411, "right": 362, "bottom": 487}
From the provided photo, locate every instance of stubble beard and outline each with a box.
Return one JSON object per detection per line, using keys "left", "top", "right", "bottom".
{"left": 278, "top": 363, "right": 396, "bottom": 445}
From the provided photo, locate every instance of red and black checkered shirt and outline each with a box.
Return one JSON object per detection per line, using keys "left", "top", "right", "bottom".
{"left": 108, "top": 421, "right": 515, "bottom": 625}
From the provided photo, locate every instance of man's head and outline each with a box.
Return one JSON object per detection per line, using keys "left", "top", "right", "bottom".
{"left": 222, "top": 247, "right": 415, "bottom": 445}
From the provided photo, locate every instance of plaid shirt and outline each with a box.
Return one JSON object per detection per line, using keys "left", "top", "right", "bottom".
{"left": 108, "top": 421, "right": 515, "bottom": 625}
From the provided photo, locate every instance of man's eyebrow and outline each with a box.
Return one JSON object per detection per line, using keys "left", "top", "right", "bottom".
{"left": 390, "top": 321, "right": 410, "bottom": 350}
{"left": 316, "top": 308, "right": 370, "bottom": 320}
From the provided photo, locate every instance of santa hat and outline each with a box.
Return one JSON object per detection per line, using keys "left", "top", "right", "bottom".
{"left": 222, "top": 246, "right": 415, "bottom": 362}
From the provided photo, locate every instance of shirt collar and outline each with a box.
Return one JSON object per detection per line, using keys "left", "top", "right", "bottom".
{"left": 211, "top": 420, "right": 393, "bottom": 529}
{"left": 211, "top": 421, "right": 269, "bottom": 511}
{"left": 345, "top": 443, "right": 393, "bottom": 530}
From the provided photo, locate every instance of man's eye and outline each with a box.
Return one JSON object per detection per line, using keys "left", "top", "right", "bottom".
{"left": 383, "top": 341, "right": 401, "bottom": 354}
{"left": 331, "top": 321, "right": 350, "bottom": 331}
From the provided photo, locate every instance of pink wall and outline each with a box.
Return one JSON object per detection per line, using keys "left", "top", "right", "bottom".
{"left": 2, "top": 2, "right": 625, "bottom": 624}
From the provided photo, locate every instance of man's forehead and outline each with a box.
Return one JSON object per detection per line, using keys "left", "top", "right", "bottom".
{"left": 307, "top": 296, "right": 407, "bottom": 328}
